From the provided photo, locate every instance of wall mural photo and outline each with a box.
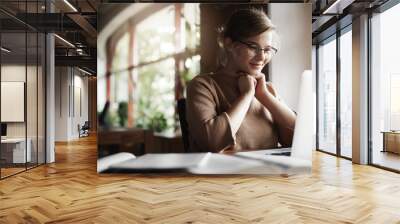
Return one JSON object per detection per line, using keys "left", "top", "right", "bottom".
{"left": 97, "top": 3, "right": 313, "bottom": 175}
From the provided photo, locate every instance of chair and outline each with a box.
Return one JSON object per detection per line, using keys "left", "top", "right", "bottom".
{"left": 78, "top": 121, "right": 90, "bottom": 138}
{"left": 177, "top": 98, "right": 190, "bottom": 152}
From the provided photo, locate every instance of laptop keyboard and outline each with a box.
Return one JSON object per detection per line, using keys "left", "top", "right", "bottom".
{"left": 268, "top": 151, "right": 291, "bottom": 156}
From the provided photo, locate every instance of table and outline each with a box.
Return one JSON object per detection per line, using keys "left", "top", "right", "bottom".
{"left": 97, "top": 128, "right": 147, "bottom": 158}
{"left": 1, "top": 138, "right": 31, "bottom": 163}
{"left": 149, "top": 132, "right": 184, "bottom": 153}
{"left": 97, "top": 128, "right": 184, "bottom": 158}
{"left": 98, "top": 148, "right": 311, "bottom": 175}
{"left": 381, "top": 131, "right": 400, "bottom": 154}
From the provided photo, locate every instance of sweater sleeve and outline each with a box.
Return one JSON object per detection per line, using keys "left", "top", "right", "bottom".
{"left": 186, "top": 77, "right": 236, "bottom": 152}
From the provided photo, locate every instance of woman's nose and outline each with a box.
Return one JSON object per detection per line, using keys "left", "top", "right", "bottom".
{"left": 254, "top": 50, "right": 267, "bottom": 61}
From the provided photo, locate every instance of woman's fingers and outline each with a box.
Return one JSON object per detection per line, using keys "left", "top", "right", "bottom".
{"left": 266, "top": 82, "right": 277, "bottom": 97}
{"left": 253, "top": 72, "right": 266, "bottom": 81}
{"left": 237, "top": 71, "right": 250, "bottom": 78}
{"left": 236, "top": 72, "right": 265, "bottom": 89}
{"left": 238, "top": 75, "right": 256, "bottom": 95}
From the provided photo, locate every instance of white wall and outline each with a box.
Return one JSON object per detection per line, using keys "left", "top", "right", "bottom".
{"left": 1, "top": 65, "right": 26, "bottom": 139}
{"left": 269, "top": 3, "right": 312, "bottom": 111}
{"left": 72, "top": 73, "right": 89, "bottom": 138}
{"left": 55, "top": 67, "right": 89, "bottom": 141}
{"left": 55, "top": 67, "right": 69, "bottom": 141}
{"left": 1, "top": 64, "right": 46, "bottom": 163}
{"left": 1, "top": 65, "right": 37, "bottom": 137}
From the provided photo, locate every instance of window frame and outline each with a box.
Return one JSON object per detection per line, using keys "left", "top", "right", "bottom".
{"left": 106, "top": 3, "right": 201, "bottom": 131}
{"left": 368, "top": 0, "right": 400, "bottom": 173}
{"left": 0, "top": 1, "right": 47, "bottom": 180}
{"left": 315, "top": 22, "right": 353, "bottom": 161}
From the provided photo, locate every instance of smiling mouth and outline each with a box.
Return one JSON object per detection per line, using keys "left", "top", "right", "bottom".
{"left": 250, "top": 63, "right": 263, "bottom": 68}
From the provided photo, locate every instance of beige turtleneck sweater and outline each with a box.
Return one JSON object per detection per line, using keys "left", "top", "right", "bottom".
{"left": 186, "top": 72, "right": 279, "bottom": 153}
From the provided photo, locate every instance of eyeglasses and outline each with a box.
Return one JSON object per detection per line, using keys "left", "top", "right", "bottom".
{"left": 237, "top": 40, "right": 278, "bottom": 57}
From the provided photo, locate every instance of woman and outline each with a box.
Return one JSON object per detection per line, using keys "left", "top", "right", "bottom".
{"left": 186, "top": 8, "right": 296, "bottom": 153}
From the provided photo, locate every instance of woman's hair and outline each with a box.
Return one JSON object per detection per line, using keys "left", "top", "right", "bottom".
{"left": 220, "top": 8, "right": 276, "bottom": 41}
{"left": 217, "top": 8, "right": 279, "bottom": 67}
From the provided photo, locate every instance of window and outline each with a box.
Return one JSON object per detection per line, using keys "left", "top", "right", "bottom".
{"left": 390, "top": 74, "right": 400, "bottom": 130}
{"left": 135, "top": 59, "right": 175, "bottom": 130}
{"left": 102, "top": 4, "right": 201, "bottom": 133}
{"left": 136, "top": 7, "right": 175, "bottom": 64}
{"left": 371, "top": 2, "right": 400, "bottom": 171}
{"left": 316, "top": 23, "right": 353, "bottom": 159}
{"left": 135, "top": 6, "right": 176, "bottom": 131}
{"left": 112, "top": 33, "right": 130, "bottom": 104}
{"left": 339, "top": 28, "right": 352, "bottom": 158}
{"left": 0, "top": 1, "right": 46, "bottom": 179}
{"left": 318, "top": 36, "right": 337, "bottom": 155}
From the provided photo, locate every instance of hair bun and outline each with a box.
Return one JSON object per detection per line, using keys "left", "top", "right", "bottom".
{"left": 216, "top": 26, "right": 225, "bottom": 48}
{"left": 216, "top": 26, "right": 225, "bottom": 34}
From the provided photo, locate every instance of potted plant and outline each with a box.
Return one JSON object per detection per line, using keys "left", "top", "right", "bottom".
{"left": 117, "top": 101, "right": 128, "bottom": 127}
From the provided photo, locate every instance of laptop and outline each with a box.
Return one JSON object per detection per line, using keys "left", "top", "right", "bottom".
{"left": 237, "top": 70, "right": 314, "bottom": 162}
{"left": 99, "top": 71, "right": 314, "bottom": 174}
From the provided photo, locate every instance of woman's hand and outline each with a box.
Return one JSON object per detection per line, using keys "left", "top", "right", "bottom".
{"left": 223, "top": 73, "right": 257, "bottom": 136}
{"left": 238, "top": 74, "right": 256, "bottom": 96}
{"left": 253, "top": 72, "right": 277, "bottom": 102}
{"left": 254, "top": 72, "right": 268, "bottom": 98}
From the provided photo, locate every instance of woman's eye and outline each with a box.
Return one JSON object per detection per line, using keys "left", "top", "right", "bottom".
{"left": 264, "top": 48, "right": 273, "bottom": 54}
{"left": 249, "top": 45, "right": 258, "bottom": 50}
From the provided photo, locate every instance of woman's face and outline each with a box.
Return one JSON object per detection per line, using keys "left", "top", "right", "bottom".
{"left": 227, "top": 30, "right": 276, "bottom": 76}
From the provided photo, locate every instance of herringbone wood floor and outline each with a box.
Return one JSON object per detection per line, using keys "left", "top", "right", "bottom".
{"left": 1, "top": 135, "right": 400, "bottom": 224}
